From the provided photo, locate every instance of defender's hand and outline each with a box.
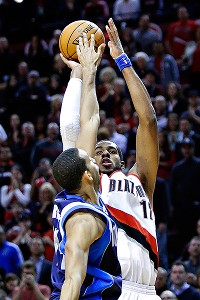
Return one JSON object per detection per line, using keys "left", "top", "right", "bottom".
{"left": 106, "top": 18, "right": 124, "bottom": 59}
{"left": 76, "top": 33, "right": 105, "bottom": 68}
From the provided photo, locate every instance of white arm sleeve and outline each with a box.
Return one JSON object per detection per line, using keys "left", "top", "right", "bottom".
{"left": 60, "top": 78, "right": 82, "bottom": 151}
{"left": 14, "top": 184, "right": 31, "bottom": 206}
{"left": 1, "top": 186, "right": 14, "bottom": 208}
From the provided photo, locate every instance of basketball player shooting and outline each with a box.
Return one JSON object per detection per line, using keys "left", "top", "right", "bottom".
{"left": 60, "top": 18, "right": 161, "bottom": 299}
{"left": 50, "top": 34, "right": 122, "bottom": 300}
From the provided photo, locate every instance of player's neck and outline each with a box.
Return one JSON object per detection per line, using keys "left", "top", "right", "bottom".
{"left": 77, "top": 186, "right": 99, "bottom": 205}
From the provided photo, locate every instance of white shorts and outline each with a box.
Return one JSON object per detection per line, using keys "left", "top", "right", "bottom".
{"left": 119, "top": 281, "right": 161, "bottom": 300}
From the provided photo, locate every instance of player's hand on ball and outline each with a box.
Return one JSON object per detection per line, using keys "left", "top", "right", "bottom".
{"left": 60, "top": 53, "right": 81, "bottom": 69}
{"left": 77, "top": 33, "right": 105, "bottom": 68}
{"left": 106, "top": 18, "right": 124, "bottom": 59}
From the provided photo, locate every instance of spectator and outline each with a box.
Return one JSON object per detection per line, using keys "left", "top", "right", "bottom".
{"left": 165, "top": 82, "right": 187, "bottom": 116}
{"left": 154, "top": 178, "right": 171, "bottom": 270}
{"left": 182, "top": 236, "right": 200, "bottom": 284}
{"left": 0, "top": 146, "right": 13, "bottom": 188}
{"left": 5, "top": 273, "right": 20, "bottom": 299}
{"left": 7, "top": 114, "right": 21, "bottom": 148}
{"left": 197, "top": 269, "right": 200, "bottom": 292}
{"left": 11, "top": 122, "right": 36, "bottom": 181}
{"left": 166, "top": 113, "right": 179, "bottom": 152}
{"left": 46, "top": 74, "right": 63, "bottom": 98}
{"left": 0, "top": 37, "right": 17, "bottom": 83}
{"left": 30, "top": 122, "right": 62, "bottom": 169}
{"left": 169, "top": 261, "right": 200, "bottom": 299}
{"left": 24, "top": 35, "right": 50, "bottom": 77}
{"left": 6, "top": 209, "right": 39, "bottom": 260}
{"left": 0, "top": 124, "right": 7, "bottom": 144}
{"left": 153, "top": 95, "right": 168, "bottom": 132}
{"left": 181, "top": 89, "right": 200, "bottom": 134}
{"left": 113, "top": 0, "right": 141, "bottom": 24}
{"left": 149, "top": 40, "right": 180, "bottom": 87}
{"left": 189, "top": 27, "right": 200, "bottom": 91}
{"left": 34, "top": 116, "right": 47, "bottom": 142}
{"left": 59, "top": 0, "right": 82, "bottom": 25}
{"left": 47, "top": 94, "right": 63, "bottom": 125}
{"left": 12, "top": 260, "right": 50, "bottom": 300}
{"left": 165, "top": 6, "right": 197, "bottom": 61}
{"left": 15, "top": 70, "right": 49, "bottom": 123}
{"left": 1, "top": 164, "right": 31, "bottom": 211}
{"left": 126, "top": 111, "right": 138, "bottom": 153}
{"left": 4, "top": 202, "right": 24, "bottom": 232}
{"left": 3, "top": 74, "right": 20, "bottom": 117}
{"left": 160, "top": 290, "right": 177, "bottom": 300}
{"left": 133, "top": 51, "right": 150, "bottom": 79}
{"left": 120, "top": 27, "right": 136, "bottom": 58}
{"left": 104, "top": 117, "right": 128, "bottom": 155}
{"left": 30, "top": 182, "right": 55, "bottom": 234}
{"left": 171, "top": 137, "right": 200, "bottom": 251}
{"left": 48, "top": 29, "right": 61, "bottom": 57}
{"left": 0, "top": 225, "right": 24, "bottom": 276}
{"left": 176, "top": 117, "right": 200, "bottom": 159}
{"left": 133, "top": 14, "right": 160, "bottom": 55}
{"left": 29, "top": 237, "right": 52, "bottom": 289}
{"left": 142, "top": 69, "right": 162, "bottom": 97}
{"left": 157, "top": 130, "right": 176, "bottom": 180}
{"left": 155, "top": 267, "right": 169, "bottom": 296}
{"left": 51, "top": 53, "right": 70, "bottom": 89}
{"left": 16, "top": 61, "right": 29, "bottom": 88}
{"left": 123, "top": 149, "right": 136, "bottom": 175}
{"left": 115, "top": 98, "right": 135, "bottom": 134}
{"left": 83, "top": 0, "right": 109, "bottom": 23}
{"left": 42, "top": 211, "right": 54, "bottom": 262}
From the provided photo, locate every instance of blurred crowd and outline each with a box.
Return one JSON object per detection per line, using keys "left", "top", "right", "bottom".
{"left": 0, "top": 0, "right": 200, "bottom": 299}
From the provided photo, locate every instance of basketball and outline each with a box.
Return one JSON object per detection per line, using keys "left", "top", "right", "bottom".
{"left": 59, "top": 20, "right": 105, "bottom": 61}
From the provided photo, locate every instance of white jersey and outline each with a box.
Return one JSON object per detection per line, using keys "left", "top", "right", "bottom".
{"left": 100, "top": 170, "right": 159, "bottom": 286}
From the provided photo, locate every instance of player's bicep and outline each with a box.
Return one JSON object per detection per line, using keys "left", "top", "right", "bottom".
{"left": 64, "top": 213, "right": 102, "bottom": 278}
{"left": 135, "top": 121, "right": 159, "bottom": 201}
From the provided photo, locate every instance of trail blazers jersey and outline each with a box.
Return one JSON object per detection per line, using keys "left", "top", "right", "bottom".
{"left": 50, "top": 190, "right": 122, "bottom": 300}
{"left": 100, "top": 171, "right": 159, "bottom": 285}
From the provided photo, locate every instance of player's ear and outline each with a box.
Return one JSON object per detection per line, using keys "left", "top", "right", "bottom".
{"left": 82, "top": 170, "right": 93, "bottom": 184}
{"left": 121, "top": 161, "right": 125, "bottom": 170}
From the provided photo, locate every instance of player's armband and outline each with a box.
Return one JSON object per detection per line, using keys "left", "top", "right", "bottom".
{"left": 114, "top": 53, "right": 132, "bottom": 71}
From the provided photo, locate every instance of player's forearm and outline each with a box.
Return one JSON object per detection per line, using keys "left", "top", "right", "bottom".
{"left": 60, "top": 279, "right": 81, "bottom": 300}
{"left": 122, "top": 66, "right": 156, "bottom": 123}
{"left": 81, "top": 67, "right": 99, "bottom": 117}
{"left": 77, "top": 67, "right": 100, "bottom": 155}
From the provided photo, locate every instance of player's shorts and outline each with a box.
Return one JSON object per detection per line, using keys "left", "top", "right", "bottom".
{"left": 119, "top": 280, "right": 161, "bottom": 300}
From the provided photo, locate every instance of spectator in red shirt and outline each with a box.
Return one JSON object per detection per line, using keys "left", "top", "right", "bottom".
{"left": 165, "top": 6, "right": 197, "bottom": 60}
{"left": 12, "top": 260, "right": 50, "bottom": 300}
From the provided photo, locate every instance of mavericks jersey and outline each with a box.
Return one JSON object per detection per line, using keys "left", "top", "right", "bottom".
{"left": 100, "top": 171, "right": 159, "bottom": 285}
{"left": 50, "top": 190, "right": 122, "bottom": 300}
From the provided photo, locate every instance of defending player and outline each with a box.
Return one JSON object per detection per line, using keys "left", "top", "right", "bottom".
{"left": 50, "top": 35, "right": 122, "bottom": 300}
{"left": 60, "top": 19, "right": 160, "bottom": 299}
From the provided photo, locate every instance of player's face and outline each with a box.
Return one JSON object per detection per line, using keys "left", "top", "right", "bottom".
{"left": 78, "top": 149, "right": 100, "bottom": 190}
{"left": 94, "top": 141, "right": 122, "bottom": 174}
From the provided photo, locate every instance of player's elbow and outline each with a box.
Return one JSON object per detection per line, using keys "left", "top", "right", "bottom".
{"left": 141, "top": 112, "right": 157, "bottom": 129}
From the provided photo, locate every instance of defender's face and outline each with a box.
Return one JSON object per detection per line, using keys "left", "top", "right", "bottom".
{"left": 94, "top": 141, "right": 122, "bottom": 173}
{"left": 78, "top": 149, "right": 100, "bottom": 189}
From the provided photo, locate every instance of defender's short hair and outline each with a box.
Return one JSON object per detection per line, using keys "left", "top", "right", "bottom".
{"left": 53, "top": 148, "right": 87, "bottom": 192}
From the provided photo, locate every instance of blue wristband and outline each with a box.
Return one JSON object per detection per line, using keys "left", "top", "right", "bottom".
{"left": 114, "top": 53, "right": 132, "bottom": 71}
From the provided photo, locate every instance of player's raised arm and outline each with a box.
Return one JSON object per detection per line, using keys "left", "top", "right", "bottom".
{"left": 106, "top": 18, "right": 159, "bottom": 202}
{"left": 76, "top": 33, "right": 105, "bottom": 157}
{"left": 60, "top": 212, "right": 105, "bottom": 300}
{"left": 59, "top": 56, "right": 82, "bottom": 151}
